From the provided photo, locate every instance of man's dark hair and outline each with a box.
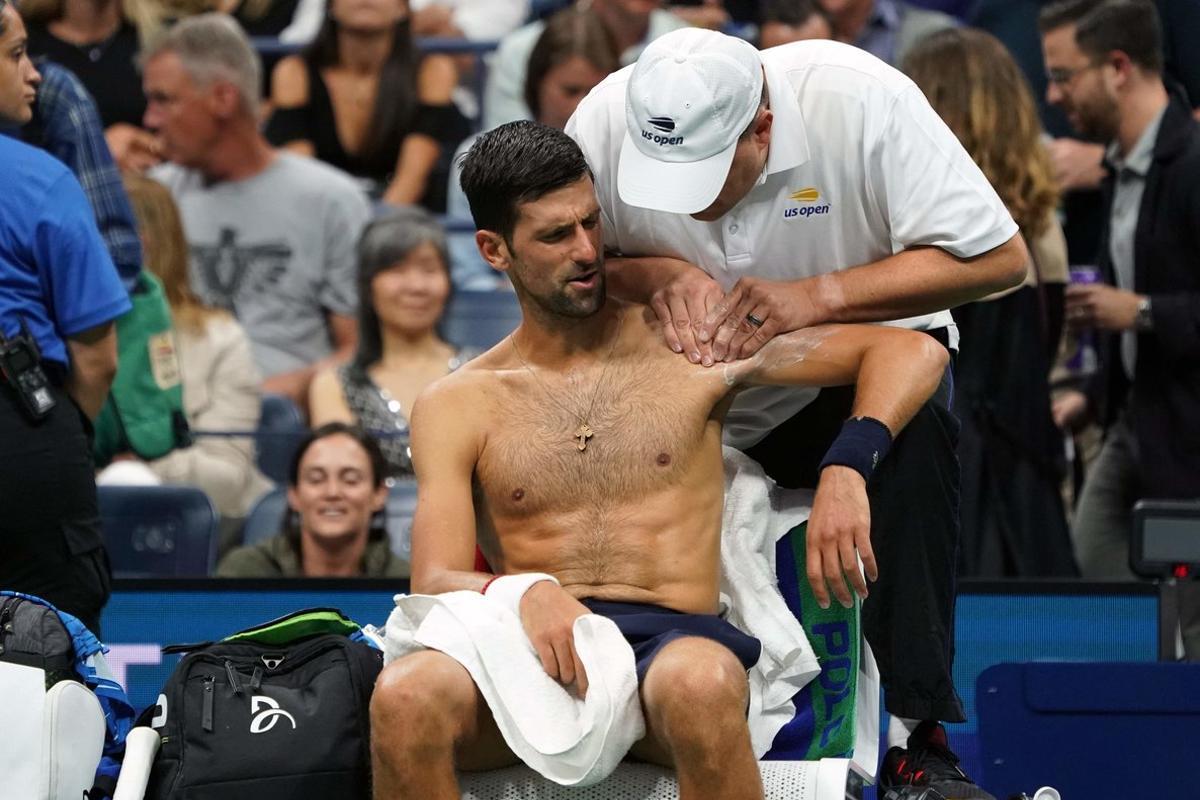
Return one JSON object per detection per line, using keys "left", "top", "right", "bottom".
{"left": 284, "top": 422, "right": 389, "bottom": 546}
{"left": 1076, "top": 1, "right": 1163, "bottom": 74}
{"left": 1038, "top": 0, "right": 1103, "bottom": 33}
{"left": 459, "top": 120, "right": 592, "bottom": 242}
{"left": 1039, "top": 0, "right": 1163, "bottom": 74}
{"left": 761, "top": 0, "right": 827, "bottom": 28}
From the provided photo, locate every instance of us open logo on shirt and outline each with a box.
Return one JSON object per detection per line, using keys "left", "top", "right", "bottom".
{"left": 783, "top": 187, "right": 832, "bottom": 219}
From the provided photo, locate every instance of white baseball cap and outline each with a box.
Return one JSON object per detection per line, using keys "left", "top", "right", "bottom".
{"left": 618, "top": 28, "right": 764, "bottom": 215}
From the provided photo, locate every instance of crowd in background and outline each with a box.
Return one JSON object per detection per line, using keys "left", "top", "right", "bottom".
{"left": 2, "top": 0, "right": 1198, "bottom": 596}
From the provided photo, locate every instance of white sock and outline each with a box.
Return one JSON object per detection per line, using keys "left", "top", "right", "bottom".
{"left": 888, "top": 715, "right": 920, "bottom": 749}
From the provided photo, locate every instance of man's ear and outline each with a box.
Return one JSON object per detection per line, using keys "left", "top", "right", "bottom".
{"left": 475, "top": 230, "right": 512, "bottom": 275}
{"left": 753, "top": 108, "right": 774, "bottom": 152}
{"left": 209, "top": 80, "right": 243, "bottom": 120}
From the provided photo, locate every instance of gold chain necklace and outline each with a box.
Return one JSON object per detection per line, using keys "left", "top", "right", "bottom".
{"left": 509, "top": 315, "right": 623, "bottom": 452}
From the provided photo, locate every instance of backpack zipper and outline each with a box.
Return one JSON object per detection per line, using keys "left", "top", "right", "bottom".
{"left": 250, "top": 666, "right": 263, "bottom": 692}
{"left": 224, "top": 659, "right": 244, "bottom": 696}
{"left": 201, "top": 676, "right": 215, "bottom": 732}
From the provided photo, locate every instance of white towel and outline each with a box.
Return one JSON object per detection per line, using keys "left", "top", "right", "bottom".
{"left": 719, "top": 446, "right": 821, "bottom": 756}
{"left": 383, "top": 591, "right": 644, "bottom": 787}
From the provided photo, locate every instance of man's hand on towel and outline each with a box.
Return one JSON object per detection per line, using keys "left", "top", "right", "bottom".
{"left": 520, "top": 581, "right": 592, "bottom": 698}
{"left": 806, "top": 465, "right": 877, "bottom": 610}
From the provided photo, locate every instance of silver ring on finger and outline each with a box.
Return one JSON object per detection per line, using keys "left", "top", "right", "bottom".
{"left": 745, "top": 313, "right": 765, "bottom": 328}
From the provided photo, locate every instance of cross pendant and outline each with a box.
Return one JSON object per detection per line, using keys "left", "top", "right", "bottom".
{"left": 574, "top": 423, "right": 594, "bottom": 452}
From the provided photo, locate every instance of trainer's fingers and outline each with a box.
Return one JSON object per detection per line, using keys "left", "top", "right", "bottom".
{"left": 726, "top": 304, "right": 769, "bottom": 361}
{"left": 667, "top": 293, "right": 702, "bottom": 364}
{"left": 699, "top": 285, "right": 743, "bottom": 343}
{"left": 738, "top": 316, "right": 781, "bottom": 360}
{"left": 651, "top": 294, "right": 683, "bottom": 355}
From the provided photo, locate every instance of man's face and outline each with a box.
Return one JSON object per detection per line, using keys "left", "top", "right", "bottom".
{"left": 504, "top": 175, "right": 607, "bottom": 319}
{"left": 536, "top": 55, "right": 608, "bottom": 131}
{"left": 0, "top": 6, "right": 41, "bottom": 126}
{"left": 690, "top": 110, "right": 773, "bottom": 222}
{"left": 143, "top": 51, "right": 221, "bottom": 169}
{"left": 1042, "top": 24, "right": 1119, "bottom": 141}
{"left": 287, "top": 434, "right": 387, "bottom": 548}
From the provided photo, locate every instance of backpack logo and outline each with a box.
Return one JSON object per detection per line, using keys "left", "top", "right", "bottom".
{"left": 250, "top": 695, "right": 297, "bottom": 734}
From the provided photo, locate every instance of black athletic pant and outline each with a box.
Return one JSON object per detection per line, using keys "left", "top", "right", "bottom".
{"left": 746, "top": 334, "right": 965, "bottom": 723}
{"left": 0, "top": 377, "right": 110, "bottom": 635}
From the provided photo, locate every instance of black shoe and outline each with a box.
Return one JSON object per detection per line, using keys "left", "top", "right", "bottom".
{"left": 879, "top": 721, "right": 996, "bottom": 800}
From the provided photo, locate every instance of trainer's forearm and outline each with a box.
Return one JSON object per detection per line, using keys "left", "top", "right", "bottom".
{"left": 803, "top": 234, "right": 1027, "bottom": 326}
{"left": 850, "top": 333, "right": 948, "bottom": 435}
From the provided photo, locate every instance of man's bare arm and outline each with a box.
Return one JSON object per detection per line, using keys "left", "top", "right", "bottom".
{"left": 736, "top": 324, "right": 948, "bottom": 436}
{"left": 65, "top": 321, "right": 118, "bottom": 420}
{"left": 408, "top": 378, "right": 490, "bottom": 594}
{"left": 734, "top": 324, "right": 949, "bottom": 608}
{"left": 702, "top": 234, "right": 1028, "bottom": 361}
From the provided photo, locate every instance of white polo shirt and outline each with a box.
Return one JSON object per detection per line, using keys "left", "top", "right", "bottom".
{"left": 566, "top": 39, "right": 1018, "bottom": 447}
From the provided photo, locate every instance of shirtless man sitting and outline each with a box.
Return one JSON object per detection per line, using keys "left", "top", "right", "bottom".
{"left": 369, "top": 121, "right": 949, "bottom": 800}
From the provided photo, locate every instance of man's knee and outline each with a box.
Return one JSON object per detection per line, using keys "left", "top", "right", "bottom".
{"left": 371, "top": 651, "right": 477, "bottom": 747}
{"left": 642, "top": 637, "right": 749, "bottom": 737}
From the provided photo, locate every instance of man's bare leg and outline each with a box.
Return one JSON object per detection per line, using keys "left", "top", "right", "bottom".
{"left": 371, "top": 650, "right": 518, "bottom": 800}
{"left": 629, "top": 636, "right": 764, "bottom": 800}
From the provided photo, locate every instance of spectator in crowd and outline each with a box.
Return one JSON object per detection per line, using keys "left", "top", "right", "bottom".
{"left": 21, "top": 0, "right": 160, "bottom": 171}
{"left": 666, "top": 0, "right": 729, "bottom": 29}
{"left": 216, "top": 422, "right": 408, "bottom": 577}
{"left": 144, "top": 13, "right": 371, "bottom": 411}
{"left": 1041, "top": 0, "right": 1200, "bottom": 656}
{"left": 409, "top": 0, "right": 529, "bottom": 40}
{"left": 309, "top": 208, "right": 476, "bottom": 476}
{"left": 218, "top": 0, "right": 325, "bottom": 41}
{"left": 818, "top": 0, "right": 955, "bottom": 66}
{"left": 20, "top": 59, "right": 142, "bottom": 289}
{"left": 904, "top": 27, "right": 1077, "bottom": 578}
{"left": 447, "top": 4, "right": 620, "bottom": 288}
{"left": 122, "top": 173, "right": 273, "bottom": 520}
{"left": 482, "top": 0, "right": 685, "bottom": 131}
{"left": 266, "top": 0, "right": 468, "bottom": 210}
{"left": 0, "top": 0, "right": 130, "bottom": 633}
{"left": 567, "top": 27, "right": 1026, "bottom": 799}
{"left": 759, "top": 0, "right": 832, "bottom": 48}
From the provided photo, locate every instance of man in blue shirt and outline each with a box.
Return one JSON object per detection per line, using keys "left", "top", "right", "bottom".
{"left": 0, "top": 0, "right": 131, "bottom": 634}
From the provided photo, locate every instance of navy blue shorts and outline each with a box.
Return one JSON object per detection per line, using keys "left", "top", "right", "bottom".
{"left": 581, "top": 599, "right": 761, "bottom": 683}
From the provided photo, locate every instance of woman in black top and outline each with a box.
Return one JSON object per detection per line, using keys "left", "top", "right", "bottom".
{"left": 21, "top": 0, "right": 159, "bottom": 171}
{"left": 266, "top": 0, "right": 467, "bottom": 210}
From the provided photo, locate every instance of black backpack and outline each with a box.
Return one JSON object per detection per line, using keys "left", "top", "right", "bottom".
{"left": 0, "top": 594, "right": 76, "bottom": 685}
{"left": 144, "top": 609, "right": 383, "bottom": 800}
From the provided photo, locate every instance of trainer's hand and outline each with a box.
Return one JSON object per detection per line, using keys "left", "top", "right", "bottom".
{"left": 698, "top": 277, "right": 818, "bottom": 362}
{"left": 806, "top": 466, "right": 876, "bottom": 609}
{"left": 519, "top": 580, "right": 592, "bottom": 698}
{"left": 648, "top": 264, "right": 725, "bottom": 365}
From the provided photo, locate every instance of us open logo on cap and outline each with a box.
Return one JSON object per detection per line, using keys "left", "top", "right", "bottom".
{"left": 783, "top": 187, "right": 831, "bottom": 219}
{"left": 642, "top": 116, "right": 684, "bottom": 147}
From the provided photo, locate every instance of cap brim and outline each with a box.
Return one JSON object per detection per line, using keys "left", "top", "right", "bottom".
{"left": 617, "top": 132, "right": 737, "bottom": 215}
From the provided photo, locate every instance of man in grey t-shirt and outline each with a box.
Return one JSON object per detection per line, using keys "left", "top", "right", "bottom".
{"left": 143, "top": 14, "right": 370, "bottom": 407}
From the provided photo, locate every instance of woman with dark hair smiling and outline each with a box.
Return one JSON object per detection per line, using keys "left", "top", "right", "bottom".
{"left": 265, "top": 0, "right": 467, "bottom": 209}
{"left": 216, "top": 422, "right": 408, "bottom": 577}
{"left": 309, "top": 207, "right": 475, "bottom": 476}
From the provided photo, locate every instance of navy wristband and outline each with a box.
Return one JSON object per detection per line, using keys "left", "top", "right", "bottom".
{"left": 818, "top": 416, "right": 893, "bottom": 482}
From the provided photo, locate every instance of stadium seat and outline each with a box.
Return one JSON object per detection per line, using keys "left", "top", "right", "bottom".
{"left": 97, "top": 485, "right": 218, "bottom": 577}
{"left": 442, "top": 290, "right": 524, "bottom": 350}
{"left": 240, "top": 479, "right": 419, "bottom": 560}
{"left": 256, "top": 393, "right": 306, "bottom": 484}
